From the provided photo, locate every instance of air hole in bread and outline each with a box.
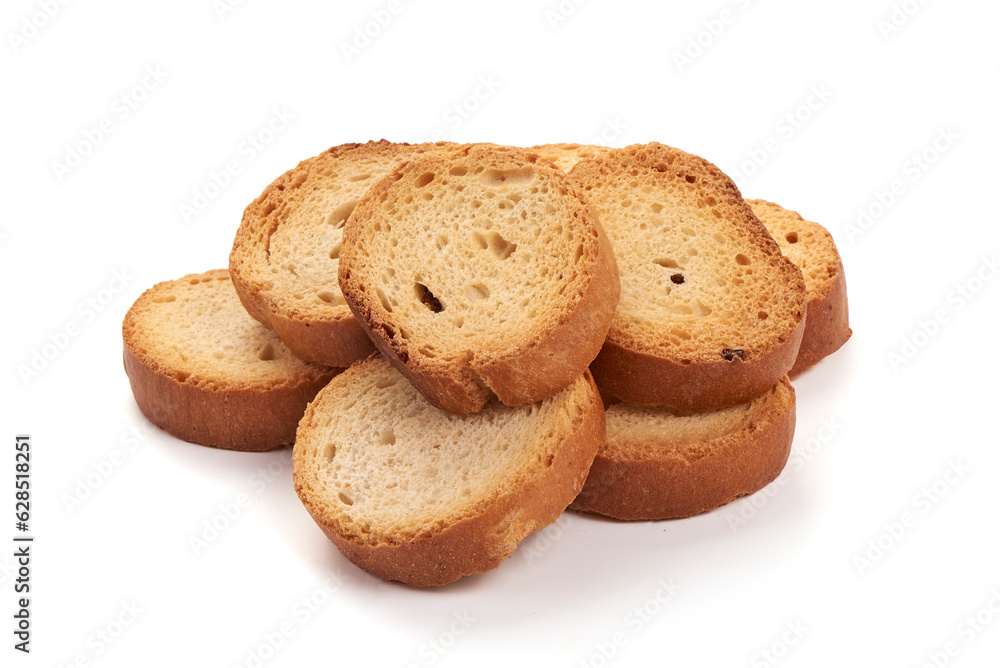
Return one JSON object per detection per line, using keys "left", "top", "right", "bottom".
{"left": 670, "top": 327, "right": 692, "bottom": 340}
{"left": 415, "top": 173, "right": 435, "bottom": 188}
{"left": 325, "top": 200, "right": 358, "bottom": 229}
{"left": 414, "top": 283, "right": 443, "bottom": 313}
{"left": 338, "top": 491, "right": 354, "bottom": 506}
{"left": 377, "top": 426, "right": 395, "bottom": 445}
{"left": 189, "top": 278, "right": 200, "bottom": 285}
{"left": 449, "top": 165, "right": 468, "bottom": 176}
{"left": 651, "top": 203, "right": 664, "bottom": 214}
{"left": 480, "top": 167, "right": 535, "bottom": 186}
{"left": 735, "top": 254, "right": 750, "bottom": 266}
{"left": 653, "top": 257, "right": 682, "bottom": 269}
{"left": 376, "top": 288, "right": 393, "bottom": 313}
{"left": 695, "top": 300, "right": 713, "bottom": 317}
{"left": 472, "top": 230, "right": 517, "bottom": 260}
{"left": 348, "top": 173, "right": 372, "bottom": 182}
{"left": 466, "top": 282, "right": 490, "bottom": 302}
{"left": 152, "top": 295, "right": 176, "bottom": 303}
{"left": 419, "top": 345, "right": 438, "bottom": 358}
{"left": 435, "top": 234, "right": 449, "bottom": 250}
{"left": 317, "top": 290, "right": 345, "bottom": 306}
{"left": 685, "top": 174, "right": 697, "bottom": 184}
{"left": 375, "top": 375, "right": 399, "bottom": 389}
{"left": 670, "top": 273, "right": 685, "bottom": 284}
{"left": 329, "top": 242, "right": 342, "bottom": 259}
{"left": 758, "top": 311, "right": 769, "bottom": 320}
{"left": 785, "top": 232, "right": 799, "bottom": 244}
{"left": 258, "top": 342, "right": 278, "bottom": 361}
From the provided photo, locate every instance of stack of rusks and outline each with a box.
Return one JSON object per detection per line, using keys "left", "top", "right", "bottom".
{"left": 123, "top": 141, "right": 851, "bottom": 586}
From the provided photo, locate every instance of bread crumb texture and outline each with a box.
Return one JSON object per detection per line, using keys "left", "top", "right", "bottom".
{"left": 570, "top": 143, "right": 806, "bottom": 363}
{"left": 123, "top": 269, "right": 331, "bottom": 389}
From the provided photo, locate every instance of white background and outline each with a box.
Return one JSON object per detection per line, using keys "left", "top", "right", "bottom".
{"left": 2, "top": 1, "right": 999, "bottom": 666}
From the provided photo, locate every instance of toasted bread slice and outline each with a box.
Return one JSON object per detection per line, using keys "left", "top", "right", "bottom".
{"left": 339, "top": 143, "right": 620, "bottom": 415}
{"left": 293, "top": 356, "right": 604, "bottom": 587}
{"left": 747, "top": 200, "right": 852, "bottom": 376}
{"left": 229, "top": 140, "right": 453, "bottom": 368}
{"left": 571, "top": 143, "right": 806, "bottom": 412}
{"left": 572, "top": 377, "right": 795, "bottom": 520}
{"left": 122, "top": 270, "right": 338, "bottom": 451}
{"left": 531, "top": 143, "right": 611, "bottom": 172}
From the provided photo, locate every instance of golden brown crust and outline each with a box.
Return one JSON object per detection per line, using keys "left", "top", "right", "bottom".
{"left": 123, "top": 347, "right": 332, "bottom": 451}
{"left": 229, "top": 141, "right": 453, "bottom": 368}
{"left": 571, "top": 377, "right": 795, "bottom": 520}
{"left": 293, "top": 365, "right": 605, "bottom": 587}
{"left": 122, "top": 270, "right": 338, "bottom": 452}
{"left": 590, "top": 317, "right": 804, "bottom": 412}
{"left": 745, "top": 200, "right": 851, "bottom": 377}
{"left": 790, "top": 265, "right": 851, "bottom": 376}
{"left": 339, "top": 143, "right": 620, "bottom": 415}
